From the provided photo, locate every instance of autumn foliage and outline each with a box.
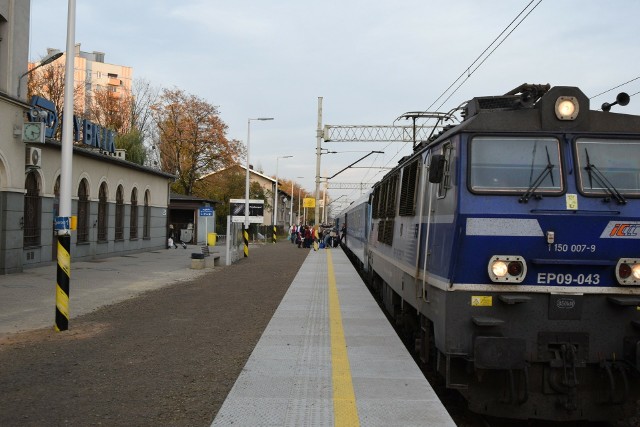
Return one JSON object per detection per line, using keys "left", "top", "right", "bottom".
{"left": 152, "top": 88, "right": 245, "bottom": 195}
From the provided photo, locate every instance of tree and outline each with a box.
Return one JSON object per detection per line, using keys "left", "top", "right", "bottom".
{"left": 152, "top": 88, "right": 244, "bottom": 195}
{"left": 86, "top": 79, "right": 160, "bottom": 166}
{"left": 130, "top": 78, "right": 159, "bottom": 144}
{"left": 86, "top": 86, "right": 132, "bottom": 134}
{"left": 27, "top": 61, "right": 83, "bottom": 140}
{"left": 130, "top": 79, "right": 160, "bottom": 168}
{"left": 116, "top": 129, "right": 146, "bottom": 165}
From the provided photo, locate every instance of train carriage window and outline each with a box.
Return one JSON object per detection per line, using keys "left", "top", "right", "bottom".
{"left": 438, "top": 142, "right": 453, "bottom": 198}
{"left": 400, "top": 159, "right": 420, "bottom": 216}
{"left": 469, "top": 137, "right": 563, "bottom": 194}
{"left": 575, "top": 138, "right": 640, "bottom": 197}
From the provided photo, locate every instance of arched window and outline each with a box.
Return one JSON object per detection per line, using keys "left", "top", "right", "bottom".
{"left": 115, "top": 185, "right": 124, "bottom": 240}
{"left": 143, "top": 190, "right": 151, "bottom": 239}
{"left": 98, "top": 182, "right": 108, "bottom": 242}
{"left": 130, "top": 188, "right": 138, "bottom": 239}
{"left": 24, "top": 172, "right": 41, "bottom": 247}
{"left": 77, "top": 179, "right": 90, "bottom": 243}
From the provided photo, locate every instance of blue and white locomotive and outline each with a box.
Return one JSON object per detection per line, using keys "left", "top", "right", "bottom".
{"left": 338, "top": 84, "right": 640, "bottom": 422}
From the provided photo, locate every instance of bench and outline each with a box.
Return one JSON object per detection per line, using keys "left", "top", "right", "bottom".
{"left": 200, "top": 245, "right": 221, "bottom": 267}
{"left": 190, "top": 246, "right": 221, "bottom": 269}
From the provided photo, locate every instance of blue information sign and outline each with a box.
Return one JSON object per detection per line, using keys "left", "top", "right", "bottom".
{"left": 54, "top": 216, "right": 70, "bottom": 230}
{"left": 199, "top": 207, "right": 214, "bottom": 217}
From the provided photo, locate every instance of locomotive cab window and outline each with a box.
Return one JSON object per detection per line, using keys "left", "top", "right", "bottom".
{"left": 469, "top": 136, "right": 563, "bottom": 194}
{"left": 437, "top": 142, "right": 453, "bottom": 198}
{"left": 575, "top": 138, "right": 640, "bottom": 198}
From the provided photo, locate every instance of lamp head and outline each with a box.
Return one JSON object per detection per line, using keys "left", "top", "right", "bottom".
{"left": 41, "top": 51, "right": 63, "bottom": 66}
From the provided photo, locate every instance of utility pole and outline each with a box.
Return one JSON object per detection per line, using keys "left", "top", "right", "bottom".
{"left": 55, "top": 0, "right": 76, "bottom": 332}
{"left": 315, "top": 97, "right": 322, "bottom": 225}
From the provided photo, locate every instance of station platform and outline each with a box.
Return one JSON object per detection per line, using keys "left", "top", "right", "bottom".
{"left": 211, "top": 247, "right": 455, "bottom": 426}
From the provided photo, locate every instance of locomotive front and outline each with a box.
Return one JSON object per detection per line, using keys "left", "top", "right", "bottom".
{"left": 445, "top": 85, "right": 640, "bottom": 421}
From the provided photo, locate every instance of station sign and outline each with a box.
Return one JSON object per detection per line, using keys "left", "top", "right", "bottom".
{"left": 199, "top": 207, "right": 214, "bottom": 217}
{"left": 229, "top": 199, "right": 264, "bottom": 223}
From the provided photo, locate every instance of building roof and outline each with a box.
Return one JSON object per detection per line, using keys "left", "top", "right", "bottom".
{"left": 170, "top": 192, "right": 218, "bottom": 205}
{"left": 43, "top": 140, "right": 176, "bottom": 179}
{"left": 199, "top": 164, "right": 276, "bottom": 183}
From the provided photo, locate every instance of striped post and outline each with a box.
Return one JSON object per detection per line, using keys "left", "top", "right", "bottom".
{"left": 55, "top": 234, "right": 70, "bottom": 331}
{"left": 243, "top": 226, "right": 249, "bottom": 257}
{"left": 272, "top": 225, "right": 277, "bottom": 244}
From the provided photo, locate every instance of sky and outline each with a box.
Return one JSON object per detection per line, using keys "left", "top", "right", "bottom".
{"left": 29, "top": 0, "right": 640, "bottom": 215}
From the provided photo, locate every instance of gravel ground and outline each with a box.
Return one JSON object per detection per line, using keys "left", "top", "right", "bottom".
{"left": 0, "top": 242, "right": 309, "bottom": 427}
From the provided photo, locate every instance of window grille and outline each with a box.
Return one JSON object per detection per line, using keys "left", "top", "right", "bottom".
{"left": 98, "top": 183, "right": 108, "bottom": 242}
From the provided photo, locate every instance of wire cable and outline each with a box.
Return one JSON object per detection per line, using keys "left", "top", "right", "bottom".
{"left": 434, "top": 1, "right": 542, "bottom": 112}
{"left": 589, "top": 76, "right": 640, "bottom": 99}
{"left": 424, "top": 0, "right": 542, "bottom": 113}
{"left": 335, "top": 1, "right": 544, "bottom": 205}
{"left": 372, "top": 1, "right": 543, "bottom": 180}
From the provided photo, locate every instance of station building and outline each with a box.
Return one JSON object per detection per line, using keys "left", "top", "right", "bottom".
{"left": 0, "top": 1, "right": 175, "bottom": 274}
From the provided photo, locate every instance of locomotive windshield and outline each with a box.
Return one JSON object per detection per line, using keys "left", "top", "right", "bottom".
{"left": 575, "top": 138, "right": 640, "bottom": 198}
{"left": 469, "top": 137, "right": 562, "bottom": 194}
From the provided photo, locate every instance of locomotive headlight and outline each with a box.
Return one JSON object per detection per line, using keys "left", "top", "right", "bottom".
{"left": 491, "top": 260, "right": 508, "bottom": 277}
{"left": 488, "top": 255, "right": 527, "bottom": 283}
{"left": 615, "top": 258, "right": 640, "bottom": 285}
{"left": 555, "top": 96, "right": 579, "bottom": 120}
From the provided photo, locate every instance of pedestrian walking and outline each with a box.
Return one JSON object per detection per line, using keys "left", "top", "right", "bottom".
{"left": 304, "top": 226, "right": 312, "bottom": 248}
{"left": 167, "top": 224, "right": 178, "bottom": 249}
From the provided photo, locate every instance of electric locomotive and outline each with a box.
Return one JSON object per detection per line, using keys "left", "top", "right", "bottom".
{"left": 351, "top": 84, "right": 640, "bottom": 422}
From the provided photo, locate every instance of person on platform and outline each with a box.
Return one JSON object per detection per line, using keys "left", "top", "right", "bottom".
{"left": 167, "top": 224, "right": 178, "bottom": 249}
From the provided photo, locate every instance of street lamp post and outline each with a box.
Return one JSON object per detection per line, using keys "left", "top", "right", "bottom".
{"left": 17, "top": 50, "right": 63, "bottom": 98}
{"left": 244, "top": 117, "right": 273, "bottom": 256}
{"left": 290, "top": 181, "right": 294, "bottom": 228}
{"left": 290, "top": 176, "right": 304, "bottom": 232}
{"left": 273, "top": 155, "right": 293, "bottom": 243}
{"left": 298, "top": 187, "right": 303, "bottom": 225}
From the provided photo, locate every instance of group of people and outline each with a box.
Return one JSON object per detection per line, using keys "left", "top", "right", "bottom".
{"left": 289, "top": 224, "right": 341, "bottom": 250}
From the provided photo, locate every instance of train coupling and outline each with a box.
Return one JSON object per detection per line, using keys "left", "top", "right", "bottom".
{"left": 546, "top": 344, "right": 582, "bottom": 411}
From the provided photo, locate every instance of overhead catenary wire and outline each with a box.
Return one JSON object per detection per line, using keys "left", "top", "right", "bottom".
{"left": 589, "top": 76, "right": 640, "bottom": 99}
{"left": 424, "top": 0, "right": 542, "bottom": 114}
{"left": 333, "top": 1, "right": 544, "bottom": 209}
{"left": 371, "top": 0, "right": 543, "bottom": 180}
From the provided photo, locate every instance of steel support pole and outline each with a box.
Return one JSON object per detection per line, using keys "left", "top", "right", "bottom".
{"left": 314, "top": 97, "right": 322, "bottom": 225}
{"left": 55, "top": 0, "right": 75, "bottom": 332}
{"left": 244, "top": 119, "right": 251, "bottom": 256}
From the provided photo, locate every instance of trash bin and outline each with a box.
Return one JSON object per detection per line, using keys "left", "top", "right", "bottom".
{"left": 191, "top": 252, "right": 205, "bottom": 270}
{"left": 207, "top": 232, "right": 217, "bottom": 246}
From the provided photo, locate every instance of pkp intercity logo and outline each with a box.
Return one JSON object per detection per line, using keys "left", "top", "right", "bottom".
{"left": 600, "top": 221, "right": 640, "bottom": 239}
